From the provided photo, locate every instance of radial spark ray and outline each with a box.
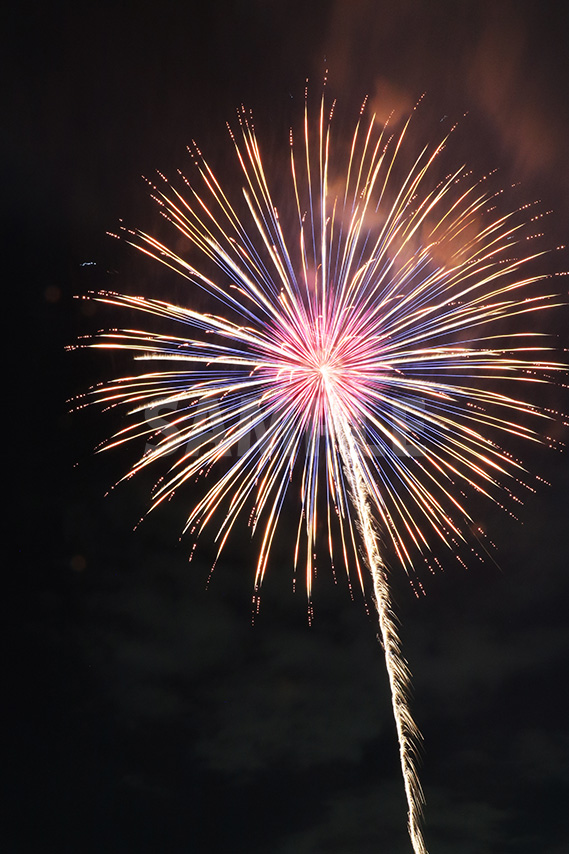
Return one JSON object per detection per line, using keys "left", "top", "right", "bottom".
{"left": 74, "top": 92, "right": 565, "bottom": 853}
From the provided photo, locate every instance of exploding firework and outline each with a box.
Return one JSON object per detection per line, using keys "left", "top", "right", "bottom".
{"left": 73, "top": 90, "right": 565, "bottom": 853}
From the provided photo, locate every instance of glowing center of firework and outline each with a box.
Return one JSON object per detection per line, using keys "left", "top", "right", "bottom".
{"left": 311, "top": 353, "right": 344, "bottom": 395}
{"left": 317, "top": 361, "right": 332, "bottom": 382}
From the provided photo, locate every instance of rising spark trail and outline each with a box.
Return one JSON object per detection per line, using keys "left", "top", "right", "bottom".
{"left": 72, "top": 89, "right": 566, "bottom": 853}
{"left": 331, "top": 397, "right": 426, "bottom": 852}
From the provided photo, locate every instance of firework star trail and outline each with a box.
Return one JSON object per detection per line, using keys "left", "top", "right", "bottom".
{"left": 332, "top": 400, "right": 426, "bottom": 852}
{"left": 73, "top": 89, "right": 565, "bottom": 853}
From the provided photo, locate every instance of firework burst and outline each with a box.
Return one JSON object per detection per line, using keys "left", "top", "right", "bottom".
{"left": 73, "top": 90, "right": 565, "bottom": 853}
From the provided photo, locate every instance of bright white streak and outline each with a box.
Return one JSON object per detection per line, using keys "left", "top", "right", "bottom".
{"left": 328, "top": 380, "right": 427, "bottom": 854}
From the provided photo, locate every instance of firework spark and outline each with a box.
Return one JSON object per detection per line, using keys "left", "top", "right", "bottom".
{"left": 74, "top": 91, "right": 565, "bottom": 852}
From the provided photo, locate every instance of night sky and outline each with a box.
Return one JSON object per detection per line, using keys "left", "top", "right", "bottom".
{"left": 8, "top": 2, "right": 569, "bottom": 852}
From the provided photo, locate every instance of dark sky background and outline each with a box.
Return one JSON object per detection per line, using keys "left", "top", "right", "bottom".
{"left": 8, "top": 1, "right": 569, "bottom": 852}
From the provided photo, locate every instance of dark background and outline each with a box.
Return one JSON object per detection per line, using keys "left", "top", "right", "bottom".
{"left": 7, "top": 2, "right": 569, "bottom": 852}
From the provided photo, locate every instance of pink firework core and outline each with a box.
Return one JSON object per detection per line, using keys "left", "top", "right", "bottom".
{"left": 266, "top": 307, "right": 389, "bottom": 432}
